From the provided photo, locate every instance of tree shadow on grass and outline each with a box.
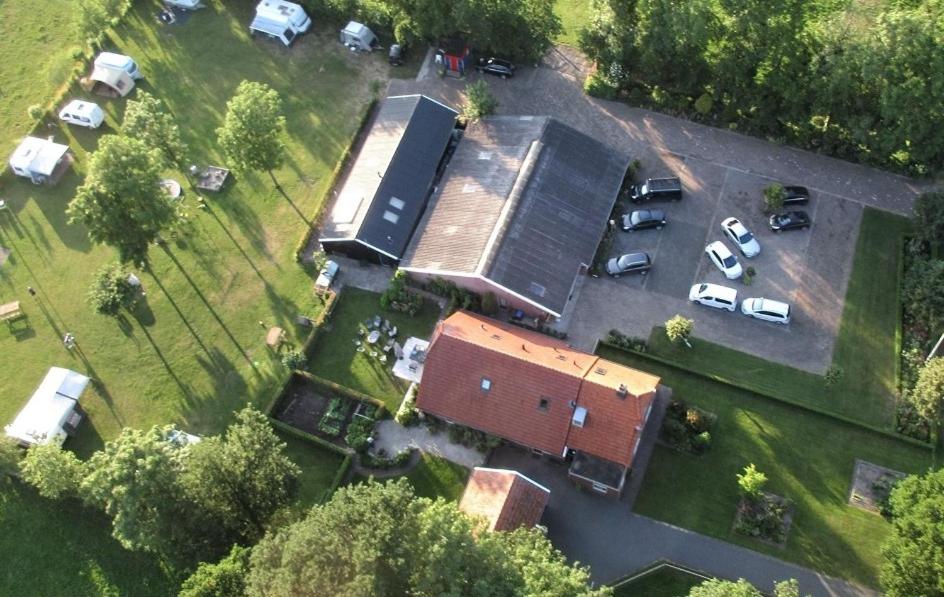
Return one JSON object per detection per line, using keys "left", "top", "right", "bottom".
{"left": 147, "top": 262, "right": 213, "bottom": 359}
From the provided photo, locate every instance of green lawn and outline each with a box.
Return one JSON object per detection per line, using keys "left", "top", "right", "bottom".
{"left": 555, "top": 0, "right": 592, "bottom": 46}
{"left": 0, "top": 0, "right": 401, "bottom": 590}
{"left": 278, "top": 432, "right": 348, "bottom": 508}
{"left": 636, "top": 208, "right": 908, "bottom": 430}
{"left": 307, "top": 288, "right": 442, "bottom": 411}
{"left": 0, "top": 483, "right": 174, "bottom": 596}
{"left": 601, "top": 345, "right": 933, "bottom": 586}
{"left": 613, "top": 564, "right": 708, "bottom": 597}
{"left": 405, "top": 453, "right": 470, "bottom": 501}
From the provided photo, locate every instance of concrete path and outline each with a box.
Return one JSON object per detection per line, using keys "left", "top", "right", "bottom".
{"left": 488, "top": 446, "right": 876, "bottom": 597}
{"left": 372, "top": 419, "right": 486, "bottom": 469}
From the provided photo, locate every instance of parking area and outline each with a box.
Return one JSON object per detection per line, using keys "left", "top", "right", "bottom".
{"left": 391, "top": 46, "right": 928, "bottom": 373}
{"left": 570, "top": 162, "right": 863, "bottom": 373}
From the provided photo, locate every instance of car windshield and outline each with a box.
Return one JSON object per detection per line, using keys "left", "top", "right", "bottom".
{"left": 698, "top": 284, "right": 708, "bottom": 292}
{"left": 619, "top": 255, "right": 639, "bottom": 268}
{"left": 739, "top": 231, "right": 754, "bottom": 243}
{"left": 722, "top": 255, "right": 737, "bottom": 268}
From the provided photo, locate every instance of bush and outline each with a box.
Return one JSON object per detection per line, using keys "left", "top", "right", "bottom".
{"left": 462, "top": 80, "right": 498, "bottom": 121}
{"left": 344, "top": 417, "right": 375, "bottom": 453}
{"left": 380, "top": 271, "right": 422, "bottom": 316}
{"left": 662, "top": 418, "right": 688, "bottom": 446}
{"left": 737, "top": 464, "right": 768, "bottom": 500}
{"left": 694, "top": 93, "right": 713, "bottom": 115}
{"left": 685, "top": 408, "right": 709, "bottom": 434}
{"left": 824, "top": 364, "right": 844, "bottom": 387}
{"left": 27, "top": 104, "right": 44, "bottom": 121}
{"left": 743, "top": 266, "right": 756, "bottom": 286}
{"left": 691, "top": 431, "right": 711, "bottom": 454}
{"left": 280, "top": 350, "right": 305, "bottom": 370}
{"left": 584, "top": 72, "right": 619, "bottom": 100}
{"left": 665, "top": 315, "right": 694, "bottom": 345}
{"left": 763, "top": 184, "right": 786, "bottom": 213}
{"left": 395, "top": 387, "right": 419, "bottom": 426}
{"left": 361, "top": 448, "right": 411, "bottom": 469}
{"left": 87, "top": 262, "right": 138, "bottom": 317}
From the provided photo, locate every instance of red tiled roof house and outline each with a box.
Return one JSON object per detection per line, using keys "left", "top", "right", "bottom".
{"left": 459, "top": 467, "right": 550, "bottom": 531}
{"left": 416, "top": 311, "right": 661, "bottom": 497}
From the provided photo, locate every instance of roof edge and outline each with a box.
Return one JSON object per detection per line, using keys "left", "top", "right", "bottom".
{"left": 472, "top": 466, "right": 552, "bottom": 494}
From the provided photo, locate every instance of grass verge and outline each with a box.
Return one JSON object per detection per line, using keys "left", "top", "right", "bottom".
{"left": 601, "top": 345, "right": 933, "bottom": 586}
{"left": 612, "top": 563, "right": 708, "bottom": 597}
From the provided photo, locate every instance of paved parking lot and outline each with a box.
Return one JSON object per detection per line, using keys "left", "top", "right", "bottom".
{"left": 391, "top": 47, "right": 931, "bottom": 373}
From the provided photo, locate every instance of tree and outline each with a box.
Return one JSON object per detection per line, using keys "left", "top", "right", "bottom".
{"left": 0, "top": 436, "right": 22, "bottom": 484}
{"left": 80, "top": 425, "right": 219, "bottom": 564}
{"left": 67, "top": 135, "right": 177, "bottom": 266}
{"left": 910, "top": 358, "right": 944, "bottom": 437}
{"left": 76, "top": 0, "right": 129, "bottom": 45}
{"left": 87, "top": 262, "right": 138, "bottom": 317}
{"left": 763, "top": 183, "right": 786, "bottom": 213}
{"left": 912, "top": 192, "right": 944, "bottom": 253}
{"left": 246, "top": 479, "right": 607, "bottom": 596}
{"left": 179, "top": 545, "right": 251, "bottom": 597}
{"left": 123, "top": 91, "right": 187, "bottom": 169}
{"left": 902, "top": 259, "right": 944, "bottom": 336}
{"left": 690, "top": 578, "right": 802, "bottom": 597}
{"left": 182, "top": 407, "right": 299, "bottom": 544}
{"left": 462, "top": 80, "right": 498, "bottom": 121}
{"left": 217, "top": 81, "right": 286, "bottom": 184}
{"left": 19, "top": 444, "right": 86, "bottom": 499}
{"left": 737, "top": 463, "right": 768, "bottom": 500}
{"left": 881, "top": 468, "right": 944, "bottom": 596}
{"left": 665, "top": 315, "right": 694, "bottom": 347}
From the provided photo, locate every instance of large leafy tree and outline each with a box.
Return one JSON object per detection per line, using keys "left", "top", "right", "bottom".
{"left": 67, "top": 135, "right": 177, "bottom": 266}
{"left": 909, "top": 358, "right": 944, "bottom": 436}
{"left": 246, "top": 479, "right": 606, "bottom": 596}
{"left": 689, "top": 578, "right": 800, "bottom": 597}
{"left": 19, "top": 444, "right": 86, "bottom": 500}
{"left": 179, "top": 545, "right": 251, "bottom": 597}
{"left": 123, "top": 90, "right": 187, "bottom": 169}
{"left": 0, "top": 436, "right": 22, "bottom": 484}
{"left": 634, "top": 0, "right": 713, "bottom": 95}
{"left": 182, "top": 407, "right": 299, "bottom": 544}
{"left": 881, "top": 468, "right": 944, "bottom": 596}
{"left": 217, "top": 81, "right": 286, "bottom": 184}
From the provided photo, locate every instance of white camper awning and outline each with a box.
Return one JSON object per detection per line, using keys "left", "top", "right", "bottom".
{"left": 9, "top": 137, "right": 70, "bottom": 176}
{"left": 4, "top": 367, "right": 90, "bottom": 446}
{"left": 90, "top": 65, "right": 135, "bottom": 97}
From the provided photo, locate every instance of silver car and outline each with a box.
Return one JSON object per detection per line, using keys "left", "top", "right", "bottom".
{"left": 721, "top": 217, "right": 760, "bottom": 258}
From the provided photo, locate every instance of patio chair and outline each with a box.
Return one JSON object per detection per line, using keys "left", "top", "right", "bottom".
{"left": 380, "top": 355, "right": 387, "bottom": 363}
{"left": 353, "top": 339, "right": 362, "bottom": 347}
{"left": 356, "top": 346, "right": 366, "bottom": 353}
{"left": 387, "top": 325, "right": 397, "bottom": 337}
{"left": 372, "top": 315, "right": 382, "bottom": 329}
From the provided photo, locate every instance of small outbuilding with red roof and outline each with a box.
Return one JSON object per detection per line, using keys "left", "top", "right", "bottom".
{"left": 416, "top": 311, "right": 661, "bottom": 497}
{"left": 458, "top": 467, "right": 551, "bottom": 532}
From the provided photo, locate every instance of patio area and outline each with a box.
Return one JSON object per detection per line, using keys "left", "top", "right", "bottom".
{"left": 392, "top": 337, "right": 429, "bottom": 383}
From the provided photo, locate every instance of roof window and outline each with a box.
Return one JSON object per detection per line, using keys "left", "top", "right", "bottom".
{"left": 382, "top": 210, "right": 399, "bottom": 224}
{"left": 481, "top": 377, "right": 492, "bottom": 392}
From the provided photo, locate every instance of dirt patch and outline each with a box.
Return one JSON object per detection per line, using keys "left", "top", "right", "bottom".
{"left": 273, "top": 376, "right": 352, "bottom": 445}
{"left": 848, "top": 459, "right": 906, "bottom": 514}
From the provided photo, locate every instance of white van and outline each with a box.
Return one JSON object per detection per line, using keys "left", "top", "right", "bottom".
{"left": 94, "top": 52, "right": 143, "bottom": 80}
{"left": 741, "top": 297, "right": 791, "bottom": 324}
{"left": 58, "top": 100, "right": 105, "bottom": 129}
{"left": 689, "top": 283, "right": 738, "bottom": 312}
{"left": 250, "top": 0, "right": 311, "bottom": 46}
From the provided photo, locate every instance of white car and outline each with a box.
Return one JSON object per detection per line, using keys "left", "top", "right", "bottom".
{"left": 721, "top": 217, "right": 760, "bottom": 258}
{"left": 689, "top": 283, "right": 738, "bottom": 312}
{"left": 315, "top": 260, "right": 339, "bottom": 290}
{"left": 58, "top": 99, "right": 105, "bottom": 129}
{"left": 705, "top": 241, "right": 743, "bottom": 280}
{"left": 741, "top": 297, "right": 791, "bottom": 324}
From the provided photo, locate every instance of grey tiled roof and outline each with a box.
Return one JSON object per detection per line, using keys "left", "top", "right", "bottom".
{"left": 403, "top": 116, "right": 628, "bottom": 315}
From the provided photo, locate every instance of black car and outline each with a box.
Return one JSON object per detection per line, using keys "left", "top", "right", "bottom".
{"left": 476, "top": 57, "right": 515, "bottom": 78}
{"left": 621, "top": 209, "right": 667, "bottom": 231}
{"left": 605, "top": 252, "right": 652, "bottom": 277}
{"left": 768, "top": 211, "right": 811, "bottom": 232}
{"left": 782, "top": 185, "right": 810, "bottom": 206}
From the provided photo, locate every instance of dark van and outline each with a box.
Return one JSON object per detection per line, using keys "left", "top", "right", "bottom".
{"left": 630, "top": 177, "right": 682, "bottom": 202}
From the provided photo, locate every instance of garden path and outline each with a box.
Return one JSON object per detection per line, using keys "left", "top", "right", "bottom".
{"left": 372, "top": 420, "right": 487, "bottom": 469}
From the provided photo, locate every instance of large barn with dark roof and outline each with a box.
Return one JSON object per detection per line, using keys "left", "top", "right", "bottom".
{"left": 319, "top": 94, "right": 458, "bottom": 264}
{"left": 400, "top": 115, "right": 629, "bottom": 319}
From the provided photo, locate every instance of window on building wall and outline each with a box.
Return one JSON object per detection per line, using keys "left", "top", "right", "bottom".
{"left": 481, "top": 377, "right": 491, "bottom": 392}
{"left": 538, "top": 398, "right": 549, "bottom": 412}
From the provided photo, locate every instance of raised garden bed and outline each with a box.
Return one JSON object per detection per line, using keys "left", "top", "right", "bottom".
{"left": 660, "top": 399, "right": 716, "bottom": 454}
{"left": 733, "top": 492, "right": 794, "bottom": 547}
{"left": 848, "top": 459, "right": 906, "bottom": 516}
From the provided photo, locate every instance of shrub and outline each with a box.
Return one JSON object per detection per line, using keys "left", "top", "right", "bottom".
{"left": 691, "top": 431, "right": 712, "bottom": 454}
{"left": 481, "top": 292, "right": 498, "bottom": 315}
{"left": 605, "top": 329, "right": 648, "bottom": 352}
{"left": 763, "top": 184, "right": 786, "bottom": 213}
{"left": 665, "top": 315, "right": 694, "bottom": 346}
{"left": 361, "top": 448, "right": 411, "bottom": 469}
{"left": 743, "top": 266, "right": 756, "bottom": 285}
{"left": 685, "top": 408, "right": 708, "bottom": 433}
{"left": 395, "top": 387, "right": 419, "bottom": 426}
{"left": 824, "top": 364, "right": 844, "bottom": 387}
{"left": 27, "top": 104, "right": 45, "bottom": 121}
{"left": 280, "top": 350, "right": 305, "bottom": 370}
{"left": 737, "top": 464, "right": 768, "bottom": 500}
{"left": 87, "top": 262, "right": 138, "bottom": 317}
{"left": 662, "top": 418, "right": 688, "bottom": 446}
{"left": 694, "top": 93, "right": 713, "bottom": 115}
{"left": 380, "top": 271, "right": 422, "bottom": 316}
{"left": 344, "top": 417, "right": 375, "bottom": 453}
{"left": 462, "top": 80, "right": 498, "bottom": 121}
{"left": 584, "top": 72, "right": 619, "bottom": 100}
{"left": 667, "top": 399, "right": 688, "bottom": 420}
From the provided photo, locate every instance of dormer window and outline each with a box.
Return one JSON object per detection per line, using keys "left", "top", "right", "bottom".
{"left": 481, "top": 377, "right": 492, "bottom": 392}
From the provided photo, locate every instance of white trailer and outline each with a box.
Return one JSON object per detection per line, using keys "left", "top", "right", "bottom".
{"left": 5, "top": 367, "right": 90, "bottom": 447}
{"left": 250, "top": 0, "right": 311, "bottom": 46}
{"left": 340, "top": 21, "right": 379, "bottom": 52}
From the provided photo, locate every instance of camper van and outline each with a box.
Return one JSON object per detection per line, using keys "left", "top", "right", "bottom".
{"left": 250, "top": 0, "right": 311, "bottom": 46}
{"left": 340, "top": 21, "right": 379, "bottom": 52}
{"left": 94, "top": 52, "right": 143, "bottom": 80}
{"left": 58, "top": 100, "right": 105, "bottom": 129}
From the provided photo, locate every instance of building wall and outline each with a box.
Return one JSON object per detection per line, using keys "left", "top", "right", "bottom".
{"left": 321, "top": 239, "right": 397, "bottom": 266}
{"left": 405, "top": 270, "right": 552, "bottom": 319}
{"left": 568, "top": 470, "right": 623, "bottom": 498}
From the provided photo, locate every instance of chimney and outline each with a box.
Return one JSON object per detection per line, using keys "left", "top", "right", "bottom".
{"left": 617, "top": 384, "right": 628, "bottom": 399}
{"left": 521, "top": 343, "right": 528, "bottom": 352}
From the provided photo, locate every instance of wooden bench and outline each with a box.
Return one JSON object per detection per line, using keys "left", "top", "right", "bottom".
{"left": 0, "top": 301, "right": 22, "bottom": 322}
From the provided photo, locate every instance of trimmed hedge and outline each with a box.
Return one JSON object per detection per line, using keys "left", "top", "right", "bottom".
{"left": 596, "top": 339, "right": 933, "bottom": 451}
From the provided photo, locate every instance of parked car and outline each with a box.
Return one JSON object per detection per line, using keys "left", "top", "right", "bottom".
{"left": 630, "top": 177, "right": 682, "bottom": 202}
{"left": 689, "top": 283, "right": 738, "bottom": 312}
{"left": 721, "top": 217, "right": 760, "bottom": 258}
{"left": 605, "top": 252, "right": 652, "bottom": 277}
{"left": 621, "top": 209, "right": 667, "bottom": 232}
{"left": 768, "top": 211, "right": 811, "bottom": 232}
{"left": 705, "top": 241, "right": 743, "bottom": 279}
{"left": 315, "top": 260, "right": 339, "bottom": 290}
{"left": 782, "top": 185, "right": 810, "bottom": 206}
{"left": 476, "top": 57, "right": 515, "bottom": 78}
{"left": 741, "top": 297, "right": 791, "bottom": 324}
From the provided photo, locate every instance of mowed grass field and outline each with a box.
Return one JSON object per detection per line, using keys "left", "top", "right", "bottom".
{"left": 0, "top": 1, "right": 396, "bottom": 593}
{"left": 554, "top": 0, "right": 591, "bottom": 46}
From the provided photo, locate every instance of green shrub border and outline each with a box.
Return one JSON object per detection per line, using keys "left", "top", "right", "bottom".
{"left": 596, "top": 339, "right": 933, "bottom": 451}
{"left": 293, "top": 98, "right": 380, "bottom": 262}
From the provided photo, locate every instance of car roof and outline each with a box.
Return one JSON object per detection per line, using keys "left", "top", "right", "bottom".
{"left": 707, "top": 240, "right": 732, "bottom": 255}
{"left": 695, "top": 283, "right": 737, "bottom": 300}
{"left": 783, "top": 185, "right": 808, "bottom": 195}
{"left": 620, "top": 252, "right": 649, "bottom": 262}
{"left": 633, "top": 209, "right": 664, "bottom": 219}
{"left": 752, "top": 298, "right": 789, "bottom": 313}
{"left": 723, "top": 218, "right": 748, "bottom": 234}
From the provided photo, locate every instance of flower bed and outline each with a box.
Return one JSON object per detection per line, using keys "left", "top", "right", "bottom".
{"left": 660, "top": 399, "right": 716, "bottom": 454}
{"left": 734, "top": 492, "right": 794, "bottom": 547}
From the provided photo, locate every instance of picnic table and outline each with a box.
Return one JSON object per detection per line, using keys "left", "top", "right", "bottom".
{"left": 0, "top": 301, "right": 22, "bottom": 322}
{"left": 194, "top": 166, "right": 229, "bottom": 192}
